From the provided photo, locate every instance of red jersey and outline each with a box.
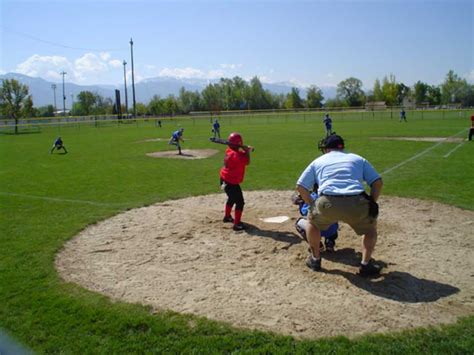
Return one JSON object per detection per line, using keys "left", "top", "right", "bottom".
{"left": 220, "top": 147, "right": 250, "bottom": 184}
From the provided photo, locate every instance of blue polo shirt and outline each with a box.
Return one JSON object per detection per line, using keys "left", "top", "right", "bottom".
{"left": 297, "top": 150, "right": 380, "bottom": 196}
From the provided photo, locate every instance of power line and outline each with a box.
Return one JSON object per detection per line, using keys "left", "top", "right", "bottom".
{"left": 1, "top": 26, "right": 127, "bottom": 52}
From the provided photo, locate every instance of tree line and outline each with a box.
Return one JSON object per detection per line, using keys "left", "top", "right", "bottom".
{"left": 1, "top": 70, "right": 473, "bottom": 127}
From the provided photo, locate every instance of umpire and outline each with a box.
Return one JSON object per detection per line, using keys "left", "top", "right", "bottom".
{"left": 296, "top": 134, "right": 383, "bottom": 276}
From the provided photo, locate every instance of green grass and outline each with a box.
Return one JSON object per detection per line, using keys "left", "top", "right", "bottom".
{"left": 1, "top": 112, "right": 473, "bottom": 353}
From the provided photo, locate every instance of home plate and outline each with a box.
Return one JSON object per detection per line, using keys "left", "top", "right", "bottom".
{"left": 260, "top": 216, "right": 290, "bottom": 223}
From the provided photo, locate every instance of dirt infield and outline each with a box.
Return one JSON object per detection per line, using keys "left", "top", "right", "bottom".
{"left": 56, "top": 191, "right": 474, "bottom": 339}
{"left": 146, "top": 149, "right": 218, "bottom": 160}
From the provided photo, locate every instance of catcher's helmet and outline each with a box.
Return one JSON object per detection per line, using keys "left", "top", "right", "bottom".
{"left": 228, "top": 132, "right": 243, "bottom": 146}
{"left": 318, "top": 134, "right": 344, "bottom": 153}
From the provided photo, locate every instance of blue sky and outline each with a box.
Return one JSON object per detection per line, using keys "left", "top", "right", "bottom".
{"left": 1, "top": 0, "right": 472, "bottom": 89}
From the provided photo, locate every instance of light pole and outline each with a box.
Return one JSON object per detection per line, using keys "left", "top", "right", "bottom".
{"left": 123, "top": 60, "right": 129, "bottom": 116}
{"left": 51, "top": 84, "right": 57, "bottom": 112}
{"left": 129, "top": 38, "right": 137, "bottom": 117}
{"left": 60, "top": 71, "right": 67, "bottom": 117}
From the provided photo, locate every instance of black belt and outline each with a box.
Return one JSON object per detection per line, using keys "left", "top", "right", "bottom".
{"left": 320, "top": 192, "right": 364, "bottom": 198}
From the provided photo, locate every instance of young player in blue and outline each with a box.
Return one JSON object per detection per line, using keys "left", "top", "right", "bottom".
{"left": 400, "top": 109, "right": 407, "bottom": 122}
{"left": 50, "top": 136, "right": 68, "bottom": 154}
{"left": 293, "top": 191, "right": 338, "bottom": 251}
{"left": 168, "top": 128, "right": 185, "bottom": 155}
{"left": 212, "top": 119, "right": 221, "bottom": 139}
{"left": 323, "top": 114, "right": 333, "bottom": 136}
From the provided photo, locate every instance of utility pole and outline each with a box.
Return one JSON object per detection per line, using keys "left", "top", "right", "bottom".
{"left": 123, "top": 60, "right": 129, "bottom": 116}
{"left": 129, "top": 38, "right": 137, "bottom": 117}
{"left": 51, "top": 84, "right": 57, "bottom": 112}
{"left": 60, "top": 71, "right": 67, "bottom": 117}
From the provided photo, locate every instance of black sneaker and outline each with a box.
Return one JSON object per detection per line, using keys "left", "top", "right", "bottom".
{"left": 305, "top": 256, "right": 321, "bottom": 271}
{"left": 325, "top": 238, "right": 336, "bottom": 252}
{"left": 359, "top": 261, "right": 382, "bottom": 277}
{"left": 223, "top": 215, "right": 234, "bottom": 223}
{"left": 232, "top": 223, "right": 245, "bottom": 231}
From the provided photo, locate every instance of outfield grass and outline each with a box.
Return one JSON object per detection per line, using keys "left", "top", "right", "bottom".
{"left": 0, "top": 112, "right": 473, "bottom": 353}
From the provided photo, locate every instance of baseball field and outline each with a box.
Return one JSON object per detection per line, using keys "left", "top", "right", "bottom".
{"left": 1, "top": 110, "right": 473, "bottom": 353}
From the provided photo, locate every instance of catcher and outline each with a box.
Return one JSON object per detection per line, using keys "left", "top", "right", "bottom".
{"left": 292, "top": 190, "right": 339, "bottom": 252}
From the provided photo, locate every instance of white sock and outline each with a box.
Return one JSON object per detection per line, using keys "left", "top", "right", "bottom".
{"left": 361, "top": 260, "right": 369, "bottom": 266}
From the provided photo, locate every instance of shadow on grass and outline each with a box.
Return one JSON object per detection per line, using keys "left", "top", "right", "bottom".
{"left": 322, "top": 248, "right": 459, "bottom": 302}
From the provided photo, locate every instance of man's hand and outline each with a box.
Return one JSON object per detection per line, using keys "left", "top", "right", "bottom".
{"left": 296, "top": 185, "right": 314, "bottom": 206}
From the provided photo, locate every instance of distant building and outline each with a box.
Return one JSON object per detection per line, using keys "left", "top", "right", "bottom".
{"left": 402, "top": 97, "right": 415, "bottom": 109}
{"left": 54, "top": 110, "right": 70, "bottom": 116}
{"left": 365, "top": 101, "right": 386, "bottom": 111}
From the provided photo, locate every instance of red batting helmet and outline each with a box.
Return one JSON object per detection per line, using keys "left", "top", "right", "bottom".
{"left": 228, "top": 132, "right": 243, "bottom": 146}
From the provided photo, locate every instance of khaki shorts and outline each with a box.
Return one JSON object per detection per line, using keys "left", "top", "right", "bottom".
{"left": 308, "top": 194, "right": 377, "bottom": 235}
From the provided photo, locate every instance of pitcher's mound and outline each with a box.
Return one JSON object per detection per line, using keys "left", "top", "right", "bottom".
{"left": 146, "top": 149, "right": 218, "bottom": 159}
{"left": 56, "top": 191, "right": 474, "bottom": 339}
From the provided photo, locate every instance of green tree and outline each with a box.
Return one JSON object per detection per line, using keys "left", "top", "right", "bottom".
{"left": 247, "top": 76, "right": 272, "bottom": 109}
{"left": 413, "top": 81, "right": 430, "bottom": 104}
{"left": 440, "top": 70, "right": 469, "bottom": 105}
{"left": 135, "top": 102, "right": 147, "bottom": 116}
{"left": 373, "top": 79, "right": 383, "bottom": 101}
{"left": 285, "top": 87, "right": 304, "bottom": 109}
{"left": 0, "top": 79, "right": 33, "bottom": 134}
{"left": 178, "top": 87, "right": 202, "bottom": 113}
{"left": 163, "top": 96, "right": 179, "bottom": 115}
{"left": 336, "top": 77, "right": 365, "bottom": 107}
{"left": 381, "top": 74, "right": 398, "bottom": 106}
{"left": 324, "top": 97, "right": 348, "bottom": 108}
{"left": 306, "top": 85, "right": 324, "bottom": 108}
{"left": 94, "top": 96, "right": 114, "bottom": 115}
{"left": 396, "top": 83, "right": 410, "bottom": 105}
{"left": 36, "top": 105, "right": 55, "bottom": 117}
{"left": 148, "top": 95, "right": 165, "bottom": 115}
{"left": 426, "top": 85, "right": 441, "bottom": 105}
{"left": 76, "top": 91, "right": 97, "bottom": 115}
{"left": 202, "top": 83, "right": 224, "bottom": 112}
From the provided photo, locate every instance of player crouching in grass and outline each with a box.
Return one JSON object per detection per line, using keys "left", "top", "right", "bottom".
{"left": 219, "top": 132, "right": 253, "bottom": 231}
{"left": 50, "top": 136, "right": 68, "bottom": 154}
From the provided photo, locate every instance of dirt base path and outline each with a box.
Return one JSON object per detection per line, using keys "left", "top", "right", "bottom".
{"left": 56, "top": 191, "right": 474, "bottom": 338}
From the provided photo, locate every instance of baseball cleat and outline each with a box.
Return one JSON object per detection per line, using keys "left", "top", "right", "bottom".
{"left": 358, "top": 261, "right": 382, "bottom": 277}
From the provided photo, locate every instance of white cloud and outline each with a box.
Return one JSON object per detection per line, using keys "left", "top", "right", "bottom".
{"left": 109, "top": 59, "right": 122, "bottom": 68}
{"left": 14, "top": 53, "right": 124, "bottom": 84}
{"left": 159, "top": 67, "right": 206, "bottom": 79}
{"left": 16, "top": 54, "right": 72, "bottom": 79}
{"left": 99, "top": 52, "right": 111, "bottom": 61}
{"left": 75, "top": 53, "right": 107, "bottom": 73}
{"left": 220, "top": 63, "right": 242, "bottom": 70}
{"left": 207, "top": 69, "right": 225, "bottom": 79}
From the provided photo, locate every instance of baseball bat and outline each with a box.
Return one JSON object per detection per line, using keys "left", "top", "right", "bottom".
{"left": 209, "top": 137, "right": 255, "bottom": 151}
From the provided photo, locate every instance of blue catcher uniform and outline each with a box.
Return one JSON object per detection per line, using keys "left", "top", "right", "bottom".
{"left": 295, "top": 192, "right": 338, "bottom": 251}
